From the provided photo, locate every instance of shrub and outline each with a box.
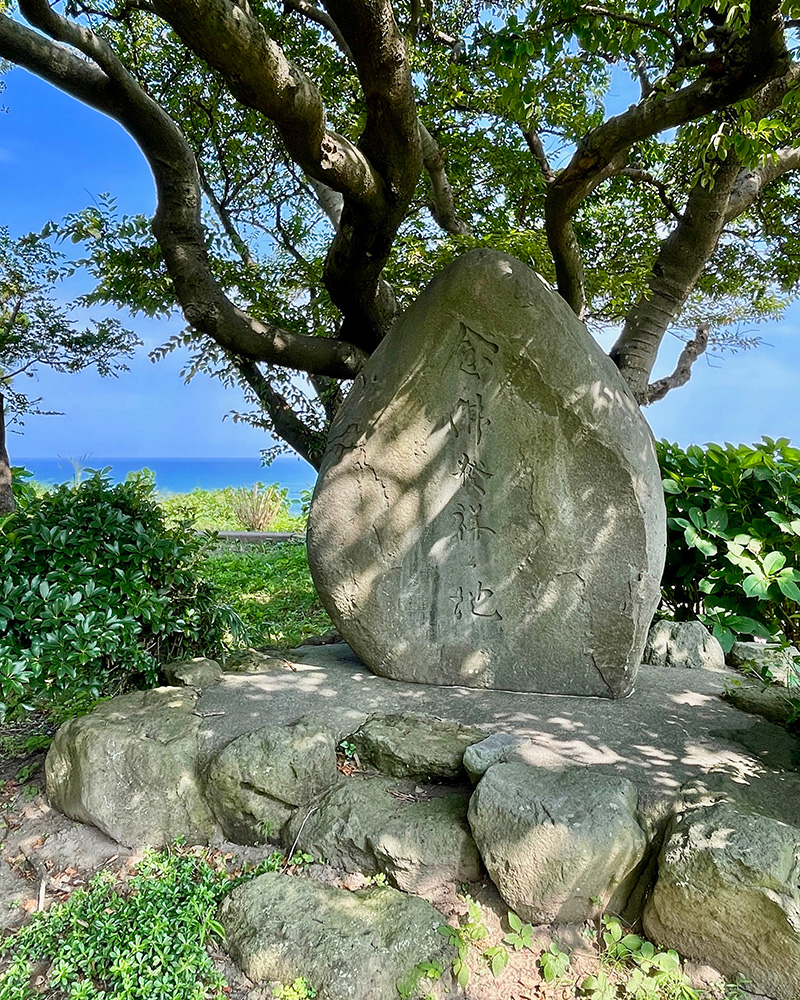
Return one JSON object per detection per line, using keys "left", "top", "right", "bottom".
{"left": 159, "top": 486, "right": 246, "bottom": 531}
{"left": 230, "top": 482, "right": 289, "bottom": 531}
{"left": 159, "top": 484, "right": 303, "bottom": 533}
{"left": 0, "top": 471, "right": 236, "bottom": 720}
{"left": 657, "top": 436, "right": 800, "bottom": 652}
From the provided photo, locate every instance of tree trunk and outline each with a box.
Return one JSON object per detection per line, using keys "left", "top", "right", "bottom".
{"left": 0, "top": 392, "right": 15, "bottom": 514}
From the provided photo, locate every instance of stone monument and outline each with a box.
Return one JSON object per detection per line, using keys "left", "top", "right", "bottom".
{"left": 307, "top": 249, "right": 666, "bottom": 696}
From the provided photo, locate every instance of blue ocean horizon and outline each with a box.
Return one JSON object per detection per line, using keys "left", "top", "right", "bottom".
{"left": 15, "top": 456, "right": 318, "bottom": 508}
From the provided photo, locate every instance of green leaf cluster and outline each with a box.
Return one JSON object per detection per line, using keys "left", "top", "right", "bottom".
{"left": 588, "top": 917, "right": 697, "bottom": 1000}
{"left": 0, "top": 471, "right": 233, "bottom": 720}
{"left": 658, "top": 437, "right": 800, "bottom": 651}
{"left": 0, "top": 846, "right": 231, "bottom": 1000}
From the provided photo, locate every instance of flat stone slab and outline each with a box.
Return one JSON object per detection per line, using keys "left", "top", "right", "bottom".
{"left": 194, "top": 643, "right": 799, "bottom": 832}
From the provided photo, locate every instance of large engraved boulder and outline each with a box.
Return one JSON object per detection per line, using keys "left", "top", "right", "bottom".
{"left": 308, "top": 249, "right": 666, "bottom": 696}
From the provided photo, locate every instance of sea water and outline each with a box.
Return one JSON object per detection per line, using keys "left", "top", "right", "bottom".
{"left": 15, "top": 456, "right": 317, "bottom": 508}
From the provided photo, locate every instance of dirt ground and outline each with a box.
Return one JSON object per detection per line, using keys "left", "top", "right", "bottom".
{"left": 0, "top": 734, "right": 738, "bottom": 1000}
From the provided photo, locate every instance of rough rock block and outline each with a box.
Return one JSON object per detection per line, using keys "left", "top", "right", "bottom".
{"left": 468, "top": 763, "right": 648, "bottom": 923}
{"left": 351, "top": 711, "right": 489, "bottom": 781}
{"left": 45, "top": 688, "right": 217, "bottom": 848}
{"left": 308, "top": 249, "right": 665, "bottom": 697}
{"left": 728, "top": 641, "right": 799, "bottom": 687}
{"left": 643, "top": 620, "right": 725, "bottom": 672}
{"left": 644, "top": 801, "right": 800, "bottom": 1000}
{"left": 219, "top": 873, "right": 455, "bottom": 1000}
{"left": 286, "top": 776, "right": 481, "bottom": 893}
{"left": 162, "top": 656, "right": 222, "bottom": 689}
{"left": 204, "top": 714, "right": 339, "bottom": 844}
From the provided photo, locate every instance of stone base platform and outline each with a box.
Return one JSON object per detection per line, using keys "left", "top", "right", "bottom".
{"left": 39, "top": 645, "right": 800, "bottom": 999}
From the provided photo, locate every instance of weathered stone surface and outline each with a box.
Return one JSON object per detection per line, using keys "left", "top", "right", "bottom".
{"left": 308, "top": 249, "right": 665, "bottom": 697}
{"left": 45, "top": 688, "right": 217, "bottom": 847}
{"left": 463, "top": 732, "right": 530, "bottom": 783}
{"left": 162, "top": 656, "right": 222, "bottom": 689}
{"left": 351, "top": 711, "right": 489, "bottom": 781}
{"left": 644, "top": 801, "right": 800, "bottom": 1000}
{"left": 204, "top": 715, "right": 338, "bottom": 844}
{"left": 729, "top": 641, "right": 799, "bottom": 686}
{"left": 219, "top": 873, "right": 455, "bottom": 1000}
{"left": 286, "top": 776, "right": 481, "bottom": 893}
{"left": 223, "top": 648, "right": 293, "bottom": 673}
{"left": 468, "top": 763, "right": 648, "bottom": 923}
{"left": 723, "top": 679, "right": 796, "bottom": 729}
{"left": 643, "top": 620, "right": 725, "bottom": 672}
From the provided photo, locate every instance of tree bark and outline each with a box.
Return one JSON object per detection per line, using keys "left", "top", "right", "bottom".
{"left": 610, "top": 160, "right": 740, "bottom": 402}
{"left": 0, "top": 393, "right": 14, "bottom": 515}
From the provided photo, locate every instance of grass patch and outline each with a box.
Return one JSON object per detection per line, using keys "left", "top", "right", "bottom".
{"left": 0, "top": 845, "right": 313, "bottom": 1000}
{"left": 200, "top": 541, "right": 331, "bottom": 648}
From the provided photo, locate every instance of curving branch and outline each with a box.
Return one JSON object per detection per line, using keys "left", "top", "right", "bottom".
{"left": 619, "top": 167, "right": 682, "bottom": 219}
{"left": 643, "top": 322, "right": 710, "bottom": 404}
{"left": 1, "top": 7, "right": 367, "bottom": 379}
{"left": 545, "top": 0, "right": 789, "bottom": 317}
{"left": 419, "top": 122, "right": 471, "bottom": 235}
{"left": 725, "top": 145, "right": 800, "bottom": 222}
{"left": 282, "top": 0, "right": 353, "bottom": 60}
{"left": 522, "top": 128, "right": 555, "bottom": 183}
{"left": 610, "top": 159, "right": 740, "bottom": 401}
{"left": 231, "top": 358, "right": 327, "bottom": 469}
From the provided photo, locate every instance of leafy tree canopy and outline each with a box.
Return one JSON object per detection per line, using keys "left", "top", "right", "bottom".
{"left": 0, "top": 227, "right": 138, "bottom": 510}
{"left": 1, "top": 0, "right": 799, "bottom": 464}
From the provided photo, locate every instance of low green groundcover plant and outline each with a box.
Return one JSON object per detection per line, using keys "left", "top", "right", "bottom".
{"left": 0, "top": 846, "right": 312, "bottom": 1000}
{"left": 657, "top": 436, "right": 800, "bottom": 654}
{"left": 0, "top": 471, "right": 239, "bottom": 721}
{"left": 200, "top": 541, "right": 331, "bottom": 648}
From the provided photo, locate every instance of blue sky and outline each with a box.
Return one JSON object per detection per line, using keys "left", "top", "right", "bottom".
{"left": 3, "top": 63, "right": 800, "bottom": 461}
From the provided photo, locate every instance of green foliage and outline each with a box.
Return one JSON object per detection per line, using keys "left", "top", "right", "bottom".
{"left": 229, "top": 483, "right": 290, "bottom": 531}
{"left": 539, "top": 941, "right": 571, "bottom": 983}
{"left": 658, "top": 437, "right": 800, "bottom": 650}
{"left": 0, "top": 472, "right": 235, "bottom": 720}
{"left": 0, "top": 226, "right": 137, "bottom": 427}
{"left": 273, "top": 978, "right": 317, "bottom": 1000}
{"left": 160, "top": 487, "right": 247, "bottom": 531}
{"left": 396, "top": 960, "right": 443, "bottom": 1000}
{"left": 484, "top": 944, "right": 509, "bottom": 978}
{"left": 504, "top": 910, "right": 535, "bottom": 951}
{"left": 159, "top": 485, "right": 304, "bottom": 533}
{"left": 0, "top": 846, "right": 230, "bottom": 1000}
{"left": 596, "top": 917, "right": 698, "bottom": 1000}
{"left": 581, "top": 968, "right": 616, "bottom": 1000}
{"left": 199, "top": 541, "right": 330, "bottom": 648}
{"left": 437, "top": 893, "right": 488, "bottom": 989}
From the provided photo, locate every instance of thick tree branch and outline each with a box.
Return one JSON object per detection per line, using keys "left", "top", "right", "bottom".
{"left": 610, "top": 160, "right": 740, "bottom": 400}
{"left": 0, "top": 392, "right": 13, "bottom": 515}
{"left": 643, "top": 322, "right": 710, "bottom": 404}
{"left": 231, "top": 357, "right": 327, "bottom": 469}
{"left": 522, "top": 128, "right": 555, "bottom": 183}
{"left": 631, "top": 49, "right": 653, "bottom": 99}
{"left": 149, "top": 0, "right": 382, "bottom": 206}
{"left": 725, "top": 145, "right": 800, "bottom": 221}
{"left": 419, "top": 122, "right": 471, "bottom": 235}
{"left": 1, "top": 6, "right": 367, "bottom": 379}
{"left": 545, "top": 0, "right": 789, "bottom": 316}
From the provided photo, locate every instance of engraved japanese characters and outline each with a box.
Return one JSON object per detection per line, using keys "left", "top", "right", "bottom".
{"left": 307, "top": 249, "right": 666, "bottom": 697}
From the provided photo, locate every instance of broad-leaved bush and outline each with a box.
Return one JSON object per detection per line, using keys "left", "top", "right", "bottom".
{"left": 658, "top": 437, "right": 800, "bottom": 652}
{"left": 0, "top": 471, "right": 232, "bottom": 719}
